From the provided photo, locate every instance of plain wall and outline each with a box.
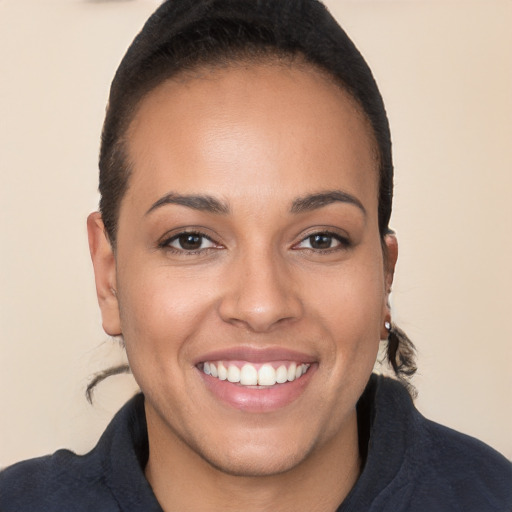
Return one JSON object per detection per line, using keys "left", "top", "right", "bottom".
{"left": 1, "top": 0, "right": 511, "bottom": 467}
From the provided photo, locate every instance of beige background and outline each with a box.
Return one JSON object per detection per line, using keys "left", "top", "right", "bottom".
{"left": 1, "top": 0, "right": 511, "bottom": 468}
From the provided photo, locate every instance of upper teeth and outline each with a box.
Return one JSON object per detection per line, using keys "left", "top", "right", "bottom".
{"left": 202, "top": 362, "right": 310, "bottom": 386}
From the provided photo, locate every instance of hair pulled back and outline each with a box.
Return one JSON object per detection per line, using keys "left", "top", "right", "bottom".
{"left": 99, "top": 0, "right": 394, "bottom": 243}
{"left": 90, "top": 0, "right": 415, "bottom": 400}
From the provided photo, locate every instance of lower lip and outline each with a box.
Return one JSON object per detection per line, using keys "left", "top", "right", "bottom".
{"left": 199, "top": 365, "right": 316, "bottom": 413}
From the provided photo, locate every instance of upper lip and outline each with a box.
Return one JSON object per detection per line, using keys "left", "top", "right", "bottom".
{"left": 194, "top": 346, "right": 317, "bottom": 365}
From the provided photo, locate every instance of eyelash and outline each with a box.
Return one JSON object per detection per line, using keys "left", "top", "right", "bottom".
{"left": 292, "top": 231, "right": 351, "bottom": 253}
{"left": 159, "top": 231, "right": 221, "bottom": 255}
{"left": 158, "top": 230, "right": 351, "bottom": 256}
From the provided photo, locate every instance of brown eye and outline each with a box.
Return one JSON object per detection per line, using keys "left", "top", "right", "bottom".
{"left": 295, "top": 231, "right": 349, "bottom": 252}
{"left": 309, "top": 234, "right": 334, "bottom": 249}
{"left": 164, "top": 232, "right": 217, "bottom": 252}
{"left": 178, "top": 234, "right": 203, "bottom": 250}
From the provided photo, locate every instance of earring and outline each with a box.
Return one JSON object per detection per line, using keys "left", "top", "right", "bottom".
{"left": 384, "top": 321, "right": 391, "bottom": 332}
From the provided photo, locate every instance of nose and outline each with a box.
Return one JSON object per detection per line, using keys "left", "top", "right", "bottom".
{"left": 218, "top": 248, "right": 303, "bottom": 333}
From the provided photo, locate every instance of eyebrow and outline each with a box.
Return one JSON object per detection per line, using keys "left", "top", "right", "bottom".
{"left": 290, "top": 190, "right": 366, "bottom": 216}
{"left": 145, "top": 189, "right": 365, "bottom": 217}
{"left": 146, "top": 193, "right": 230, "bottom": 215}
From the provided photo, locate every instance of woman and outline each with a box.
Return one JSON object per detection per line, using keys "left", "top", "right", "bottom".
{"left": 1, "top": 1, "right": 510, "bottom": 510}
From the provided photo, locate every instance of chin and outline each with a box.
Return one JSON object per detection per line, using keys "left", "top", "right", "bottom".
{"left": 199, "top": 444, "right": 312, "bottom": 478}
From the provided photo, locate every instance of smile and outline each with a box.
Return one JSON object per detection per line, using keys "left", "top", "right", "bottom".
{"left": 202, "top": 361, "right": 311, "bottom": 387}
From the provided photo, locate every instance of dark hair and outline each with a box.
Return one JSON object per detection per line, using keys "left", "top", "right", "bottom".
{"left": 89, "top": 0, "right": 415, "bottom": 401}
{"left": 99, "top": 0, "right": 395, "bottom": 243}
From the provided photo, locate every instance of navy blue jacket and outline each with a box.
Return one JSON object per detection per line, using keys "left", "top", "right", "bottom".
{"left": 1, "top": 375, "right": 511, "bottom": 511}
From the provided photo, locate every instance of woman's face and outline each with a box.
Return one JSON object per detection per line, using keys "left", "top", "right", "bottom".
{"left": 89, "top": 61, "right": 396, "bottom": 476}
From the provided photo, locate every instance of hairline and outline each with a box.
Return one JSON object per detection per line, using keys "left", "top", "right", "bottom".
{"left": 107, "top": 53, "right": 382, "bottom": 247}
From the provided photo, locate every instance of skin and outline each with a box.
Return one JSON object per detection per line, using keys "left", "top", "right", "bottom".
{"left": 88, "top": 61, "right": 397, "bottom": 511}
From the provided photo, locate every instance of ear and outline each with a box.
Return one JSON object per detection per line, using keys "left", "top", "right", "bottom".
{"left": 87, "top": 212, "right": 122, "bottom": 336}
{"left": 380, "top": 232, "right": 398, "bottom": 339}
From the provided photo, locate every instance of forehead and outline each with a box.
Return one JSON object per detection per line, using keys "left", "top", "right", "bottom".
{"left": 123, "top": 61, "right": 379, "bottom": 215}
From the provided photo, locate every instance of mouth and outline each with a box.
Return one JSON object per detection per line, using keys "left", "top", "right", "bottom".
{"left": 195, "top": 348, "right": 317, "bottom": 412}
{"left": 201, "top": 360, "right": 311, "bottom": 387}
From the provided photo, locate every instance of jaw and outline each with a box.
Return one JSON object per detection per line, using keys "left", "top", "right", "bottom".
{"left": 144, "top": 390, "right": 362, "bottom": 512}
{"left": 140, "top": 351, "right": 369, "bottom": 478}
{"left": 144, "top": 388, "right": 360, "bottom": 477}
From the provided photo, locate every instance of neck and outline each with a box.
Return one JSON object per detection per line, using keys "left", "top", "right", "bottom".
{"left": 144, "top": 406, "right": 361, "bottom": 512}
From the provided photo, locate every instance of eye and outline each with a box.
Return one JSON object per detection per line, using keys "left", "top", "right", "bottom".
{"left": 162, "top": 232, "right": 219, "bottom": 253}
{"left": 295, "top": 232, "right": 349, "bottom": 251}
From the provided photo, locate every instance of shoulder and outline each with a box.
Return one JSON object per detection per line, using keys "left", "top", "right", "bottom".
{"left": 0, "top": 393, "right": 152, "bottom": 512}
{"left": 363, "top": 375, "right": 512, "bottom": 512}
{"left": 409, "top": 417, "right": 512, "bottom": 510}
{"left": 0, "top": 449, "right": 117, "bottom": 512}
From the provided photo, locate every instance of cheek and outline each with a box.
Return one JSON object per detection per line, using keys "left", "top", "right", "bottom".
{"left": 306, "top": 256, "right": 385, "bottom": 362}
{"left": 116, "top": 264, "right": 214, "bottom": 365}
